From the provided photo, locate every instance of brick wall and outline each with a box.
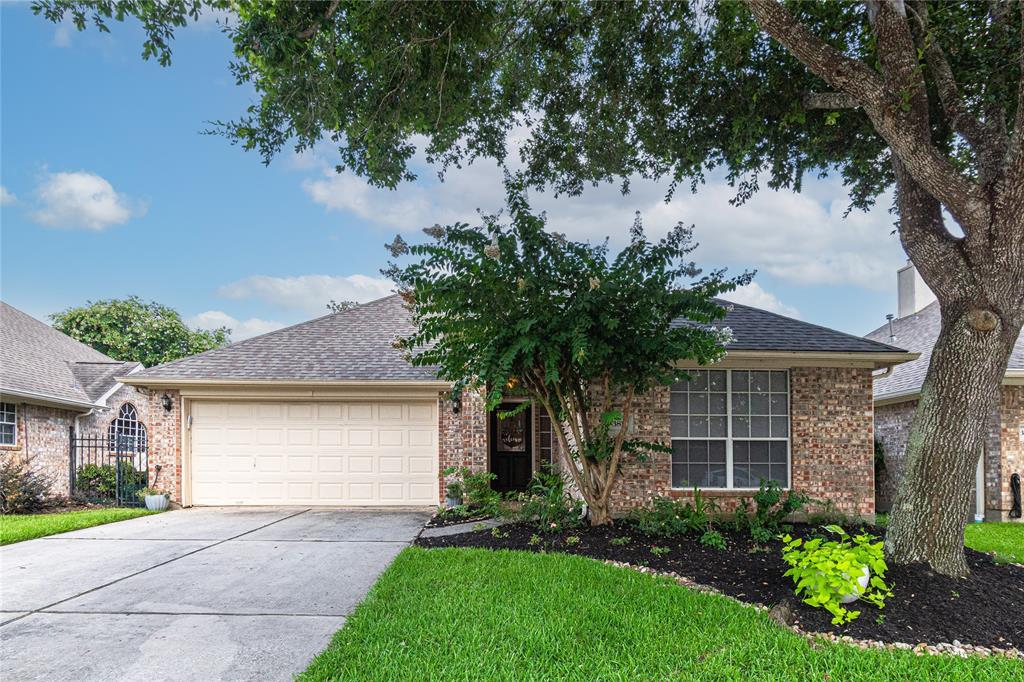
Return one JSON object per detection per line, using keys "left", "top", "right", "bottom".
{"left": 437, "top": 388, "right": 488, "bottom": 501}
{"left": 996, "top": 385, "right": 1023, "bottom": 521}
{"left": 874, "top": 399, "right": 916, "bottom": 512}
{"left": 0, "top": 403, "right": 76, "bottom": 497}
{"left": 441, "top": 368, "right": 877, "bottom": 519}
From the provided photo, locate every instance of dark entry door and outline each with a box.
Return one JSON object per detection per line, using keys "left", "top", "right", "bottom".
{"left": 490, "top": 404, "right": 532, "bottom": 493}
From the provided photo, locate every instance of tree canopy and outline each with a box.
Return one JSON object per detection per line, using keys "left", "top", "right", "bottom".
{"left": 51, "top": 296, "right": 230, "bottom": 367}
{"left": 387, "top": 184, "right": 749, "bottom": 523}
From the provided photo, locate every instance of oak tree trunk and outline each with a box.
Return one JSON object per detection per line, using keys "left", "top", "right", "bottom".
{"left": 883, "top": 309, "right": 1019, "bottom": 576}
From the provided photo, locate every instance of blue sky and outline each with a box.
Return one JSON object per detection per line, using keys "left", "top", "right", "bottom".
{"left": 1, "top": 4, "right": 908, "bottom": 341}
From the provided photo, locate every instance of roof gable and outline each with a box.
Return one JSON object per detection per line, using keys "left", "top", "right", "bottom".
{"left": 865, "top": 302, "right": 1024, "bottom": 401}
{"left": 0, "top": 301, "right": 139, "bottom": 407}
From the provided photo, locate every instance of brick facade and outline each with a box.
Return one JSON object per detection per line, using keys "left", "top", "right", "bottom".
{"left": 440, "top": 367, "right": 877, "bottom": 519}
{"left": 873, "top": 385, "right": 1023, "bottom": 522}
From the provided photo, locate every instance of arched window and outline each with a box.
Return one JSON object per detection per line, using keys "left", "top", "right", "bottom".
{"left": 109, "top": 403, "right": 147, "bottom": 454}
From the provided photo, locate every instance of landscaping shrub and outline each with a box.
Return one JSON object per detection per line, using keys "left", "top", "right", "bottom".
{"left": 514, "top": 468, "right": 583, "bottom": 533}
{"left": 74, "top": 462, "right": 146, "bottom": 498}
{"left": 628, "top": 489, "right": 719, "bottom": 538}
{"left": 780, "top": 525, "right": 892, "bottom": 625}
{"left": 439, "top": 467, "right": 505, "bottom": 517}
{"left": 0, "top": 455, "right": 53, "bottom": 514}
{"left": 733, "top": 480, "right": 811, "bottom": 540}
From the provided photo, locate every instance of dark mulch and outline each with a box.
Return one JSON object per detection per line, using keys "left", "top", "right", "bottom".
{"left": 416, "top": 521, "right": 1024, "bottom": 650}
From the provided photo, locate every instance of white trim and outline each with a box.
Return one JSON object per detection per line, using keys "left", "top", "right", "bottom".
{"left": 118, "top": 377, "right": 453, "bottom": 389}
{"left": 0, "top": 401, "right": 18, "bottom": 447}
{"left": 669, "top": 368, "right": 791, "bottom": 491}
{"left": 0, "top": 388, "right": 97, "bottom": 411}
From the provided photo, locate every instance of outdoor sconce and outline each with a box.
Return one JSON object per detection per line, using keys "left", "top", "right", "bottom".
{"left": 451, "top": 394, "right": 462, "bottom": 414}
{"left": 160, "top": 394, "right": 174, "bottom": 412}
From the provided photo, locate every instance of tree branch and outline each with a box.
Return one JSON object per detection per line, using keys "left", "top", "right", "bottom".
{"left": 803, "top": 92, "right": 860, "bottom": 109}
{"left": 748, "top": 0, "right": 987, "bottom": 233}
{"left": 298, "top": 0, "right": 341, "bottom": 40}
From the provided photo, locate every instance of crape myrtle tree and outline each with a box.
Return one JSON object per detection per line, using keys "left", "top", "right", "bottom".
{"left": 385, "top": 184, "right": 748, "bottom": 525}
{"left": 35, "top": 0, "right": 1023, "bottom": 574}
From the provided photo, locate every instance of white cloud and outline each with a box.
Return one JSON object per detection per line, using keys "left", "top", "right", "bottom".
{"left": 31, "top": 171, "right": 145, "bottom": 231}
{"left": 721, "top": 282, "right": 800, "bottom": 318}
{"left": 188, "top": 310, "right": 284, "bottom": 342}
{"left": 299, "top": 140, "right": 905, "bottom": 292}
{"left": 217, "top": 274, "right": 394, "bottom": 316}
{"left": 0, "top": 186, "right": 16, "bottom": 205}
{"left": 52, "top": 23, "right": 72, "bottom": 48}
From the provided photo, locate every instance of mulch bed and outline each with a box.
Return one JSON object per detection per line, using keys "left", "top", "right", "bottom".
{"left": 424, "top": 507, "right": 494, "bottom": 528}
{"left": 416, "top": 521, "right": 1024, "bottom": 650}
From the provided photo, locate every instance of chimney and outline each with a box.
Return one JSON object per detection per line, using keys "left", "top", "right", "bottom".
{"left": 897, "top": 260, "right": 936, "bottom": 318}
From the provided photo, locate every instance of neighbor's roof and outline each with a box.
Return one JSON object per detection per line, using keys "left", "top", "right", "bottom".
{"left": 129, "top": 295, "right": 440, "bottom": 383}
{"left": 674, "top": 299, "right": 908, "bottom": 354}
{"left": 130, "top": 294, "right": 906, "bottom": 385}
{"left": 865, "top": 301, "right": 1024, "bottom": 402}
{"left": 0, "top": 301, "right": 141, "bottom": 408}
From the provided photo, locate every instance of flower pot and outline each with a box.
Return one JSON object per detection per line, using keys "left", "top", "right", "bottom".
{"left": 144, "top": 494, "right": 169, "bottom": 512}
{"left": 839, "top": 565, "right": 871, "bottom": 604}
{"left": 445, "top": 496, "right": 463, "bottom": 509}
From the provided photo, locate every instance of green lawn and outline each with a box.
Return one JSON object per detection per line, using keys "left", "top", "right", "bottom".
{"left": 300, "top": 548, "right": 1018, "bottom": 681}
{"left": 876, "top": 514, "right": 1023, "bottom": 564}
{"left": 964, "top": 522, "right": 1024, "bottom": 563}
{"left": 0, "top": 508, "right": 159, "bottom": 545}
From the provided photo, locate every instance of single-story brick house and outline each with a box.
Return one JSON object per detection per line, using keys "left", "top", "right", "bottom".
{"left": 867, "top": 263, "right": 1024, "bottom": 522}
{"left": 0, "top": 301, "right": 157, "bottom": 497}
{"left": 120, "top": 294, "right": 913, "bottom": 519}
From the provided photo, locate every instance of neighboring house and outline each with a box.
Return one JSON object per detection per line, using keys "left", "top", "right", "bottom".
{"left": 122, "top": 294, "right": 913, "bottom": 519}
{"left": 0, "top": 301, "right": 156, "bottom": 497}
{"left": 867, "top": 262, "right": 1024, "bottom": 522}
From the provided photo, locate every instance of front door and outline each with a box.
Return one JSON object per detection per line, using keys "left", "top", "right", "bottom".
{"left": 490, "top": 403, "right": 532, "bottom": 493}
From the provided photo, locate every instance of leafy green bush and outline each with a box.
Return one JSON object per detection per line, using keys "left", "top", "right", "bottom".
{"left": 441, "top": 467, "right": 504, "bottom": 516}
{"left": 733, "top": 480, "right": 810, "bottom": 540}
{"left": 0, "top": 455, "right": 54, "bottom": 514}
{"left": 629, "top": 490, "right": 718, "bottom": 537}
{"left": 700, "top": 529, "right": 727, "bottom": 550}
{"left": 75, "top": 462, "right": 145, "bottom": 498}
{"left": 515, "top": 468, "right": 583, "bottom": 533}
{"left": 780, "top": 525, "right": 892, "bottom": 625}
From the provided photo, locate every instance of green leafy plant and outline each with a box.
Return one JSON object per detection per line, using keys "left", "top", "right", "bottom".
{"left": 490, "top": 526, "right": 510, "bottom": 539}
{"left": 514, "top": 467, "right": 583, "bottom": 533}
{"left": 564, "top": 535, "right": 581, "bottom": 546}
{"left": 780, "top": 526, "right": 893, "bottom": 625}
{"left": 700, "top": 529, "right": 727, "bottom": 550}
{"left": 609, "top": 536, "right": 632, "bottom": 547}
{"left": 628, "top": 490, "right": 719, "bottom": 538}
{"left": 650, "top": 545, "right": 670, "bottom": 557}
{"left": 749, "top": 480, "right": 810, "bottom": 538}
{"left": 527, "top": 534, "right": 542, "bottom": 546}
{"left": 442, "top": 467, "right": 504, "bottom": 517}
{"left": 75, "top": 462, "right": 146, "bottom": 498}
{"left": 135, "top": 486, "right": 168, "bottom": 499}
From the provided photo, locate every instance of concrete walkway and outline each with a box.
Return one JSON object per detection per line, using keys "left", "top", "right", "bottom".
{"left": 0, "top": 507, "right": 431, "bottom": 681}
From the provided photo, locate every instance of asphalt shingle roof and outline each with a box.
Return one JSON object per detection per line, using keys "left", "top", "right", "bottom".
{"left": 0, "top": 301, "right": 140, "bottom": 406}
{"left": 865, "top": 301, "right": 1024, "bottom": 401}
{"left": 132, "top": 295, "right": 439, "bottom": 382}
{"left": 133, "top": 295, "right": 904, "bottom": 384}
{"left": 675, "top": 299, "right": 906, "bottom": 354}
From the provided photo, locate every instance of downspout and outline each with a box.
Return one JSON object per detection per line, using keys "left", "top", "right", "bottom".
{"left": 872, "top": 365, "right": 895, "bottom": 380}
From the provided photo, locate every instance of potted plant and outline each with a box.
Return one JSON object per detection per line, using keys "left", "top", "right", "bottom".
{"left": 137, "top": 486, "right": 170, "bottom": 511}
{"left": 444, "top": 467, "right": 465, "bottom": 508}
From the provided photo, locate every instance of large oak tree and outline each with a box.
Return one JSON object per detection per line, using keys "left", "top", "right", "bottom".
{"left": 37, "top": 0, "right": 1024, "bottom": 574}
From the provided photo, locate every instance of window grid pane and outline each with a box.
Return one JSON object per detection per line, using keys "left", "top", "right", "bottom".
{"left": 0, "top": 402, "right": 16, "bottom": 446}
{"left": 671, "top": 370, "right": 789, "bottom": 490}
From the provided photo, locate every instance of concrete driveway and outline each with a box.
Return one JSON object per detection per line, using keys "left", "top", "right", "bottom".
{"left": 0, "top": 507, "right": 430, "bottom": 681}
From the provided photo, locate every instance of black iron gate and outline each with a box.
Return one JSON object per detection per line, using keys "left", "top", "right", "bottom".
{"left": 69, "top": 427, "right": 148, "bottom": 507}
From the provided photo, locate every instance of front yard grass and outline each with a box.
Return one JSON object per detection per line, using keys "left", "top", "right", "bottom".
{"left": 0, "top": 508, "right": 158, "bottom": 545}
{"left": 964, "top": 522, "right": 1024, "bottom": 563}
{"left": 300, "top": 547, "right": 1019, "bottom": 681}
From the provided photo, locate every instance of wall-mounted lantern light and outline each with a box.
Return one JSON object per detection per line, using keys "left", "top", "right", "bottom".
{"left": 160, "top": 394, "right": 174, "bottom": 412}
{"left": 451, "top": 394, "right": 462, "bottom": 414}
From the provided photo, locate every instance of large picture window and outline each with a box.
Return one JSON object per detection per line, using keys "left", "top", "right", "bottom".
{"left": 0, "top": 402, "right": 16, "bottom": 446}
{"left": 670, "top": 370, "right": 790, "bottom": 489}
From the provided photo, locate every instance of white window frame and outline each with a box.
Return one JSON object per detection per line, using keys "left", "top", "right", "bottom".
{"left": 0, "top": 402, "right": 17, "bottom": 447}
{"left": 669, "top": 369, "right": 791, "bottom": 490}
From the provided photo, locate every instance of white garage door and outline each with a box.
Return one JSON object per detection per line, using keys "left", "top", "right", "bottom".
{"left": 189, "top": 401, "right": 438, "bottom": 506}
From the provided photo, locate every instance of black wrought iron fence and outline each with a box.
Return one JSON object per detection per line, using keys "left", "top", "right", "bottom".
{"left": 69, "top": 428, "right": 148, "bottom": 507}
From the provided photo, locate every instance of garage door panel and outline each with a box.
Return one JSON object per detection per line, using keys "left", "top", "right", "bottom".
{"left": 189, "top": 400, "right": 438, "bottom": 506}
